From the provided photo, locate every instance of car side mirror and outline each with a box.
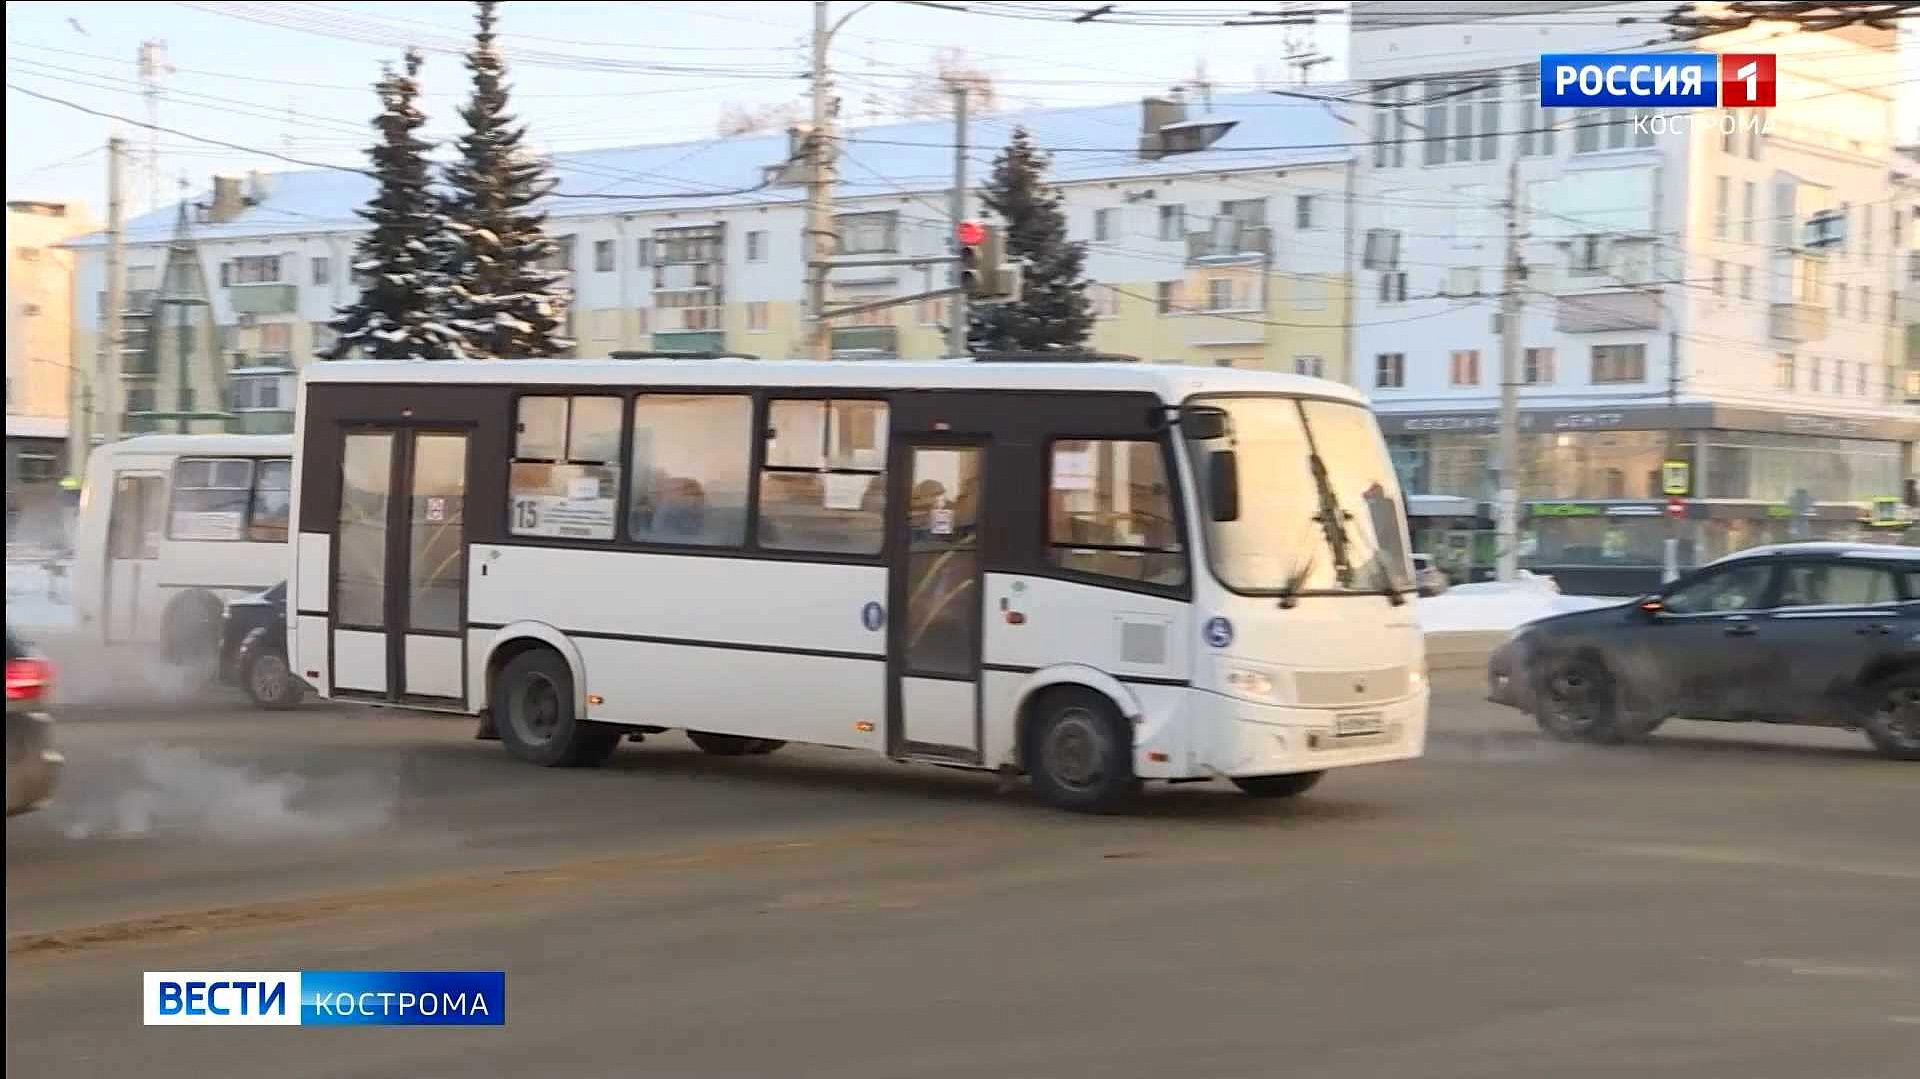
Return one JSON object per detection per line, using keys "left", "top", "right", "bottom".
{"left": 1208, "top": 449, "right": 1240, "bottom": 523}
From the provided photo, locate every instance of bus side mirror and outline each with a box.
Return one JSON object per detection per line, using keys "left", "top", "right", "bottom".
{"left": 1182, "top": 407, "right": 1229, "bottom": 441}
{"left": 1208, "top": 450, "right": 1240, "bottom": 523}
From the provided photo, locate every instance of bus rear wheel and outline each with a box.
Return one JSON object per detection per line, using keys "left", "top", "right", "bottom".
{"left": 1025, "top": 689, "right": 1139, "bottom": 814}
{"left": 496, "top": 649, "right": 619, "bottom": 768}
{"left": 687, "top": 731, "right": 786, "bottom": 756}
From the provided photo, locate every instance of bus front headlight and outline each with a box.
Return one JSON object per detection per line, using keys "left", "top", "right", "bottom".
{"left": 1223, "top": 666, "right": 1278, "bottom": 702}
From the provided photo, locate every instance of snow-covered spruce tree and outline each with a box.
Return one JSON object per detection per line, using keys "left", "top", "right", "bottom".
{"left": 967, "top": 126, "right": 1094, "bottom": 353}
{"left": 325, "top": 49, "right": 466, "bottom": 360}
{"left": 441, "top": 0, "right": 571, "bottom": 358}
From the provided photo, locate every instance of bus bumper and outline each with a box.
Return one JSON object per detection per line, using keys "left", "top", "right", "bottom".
{"left": 1137, "top": 687, "right": 1429, "bottom": 780}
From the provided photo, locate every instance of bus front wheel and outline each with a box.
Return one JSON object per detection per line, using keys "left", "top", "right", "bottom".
{"left": 1025, "top": 689, "right": 1139, "bottom": 814}
{"left": 496, "top": 649, "right": 620, "bottom": 768}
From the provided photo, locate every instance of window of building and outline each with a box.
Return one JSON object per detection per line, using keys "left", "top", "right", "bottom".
{"left": 1448, "top": 349, "right": 1480, "bottom": 386}
{"left": 1294, "top": 195, "right": 1316, "bottom": 230}
{"left": 1422, "top": 79, "right": 1451, "bottom": 166}
{"left": 1855, "top": 361, "right": 1868, "bottom": 397}
{"left": 17, "top": 453, "right": 57, "bottom": 484}
{"left": 1378, "top": 271, "right": 1407, "bottom": 304}
{"left": 1372, "top": 81, "right": 1410, "bottom": 168}
{"left": 1810, "top": 357, "right": 1825, "bottom": 393}
{"left": 125, "top": 385, "right": 156, "bottom": 414}
{"left": 508, "top": 395, "right": 622, "bottom": 541}
{"left": 1712, "top": 259, "right": 1726, "bottom": 296}
{"left": 1775, "top": 353, "right": 1795, "bottom": 391}
{"left": 593, "top": 239, "right": 615, "bottom": 272}
{"left": 260, "top": 321, "right": 292, "bottom": 355}
{"left": 1155, "top": 281, "right": 1181, "bottom": 315}
{"left": 1714, "top": 176, "right": 1729, "bottom": 238}
{"left": 917, "top": 295, "right": 952, "bottom": 326}
{"left": 747, "top": 301, "right": 769, "bottom": 332}
{"left": 248, "top": 459, "right": 292, "bottom": 543}
{"left": 21, "top": 302, "right": 42, "bottom": 317}
{"left": 1047, "top": 440, "right": 1185, "bottom": 587}
{"left": 759, "top": 399, "right": 888, "bottom": 555}
{"left": 541, "top": 235, "right": 576, "bottom": 272}
{"left": 1863, "top": 205, "right": 1873, "bottom": 256}
{"left": 1090, "top": 285, "right": 1120, "bottom": 319}
{"left": 1747, "top": 123, "right": 1762, "bottom": 159}
{"left": 1739, "top": 264, "right": 1753, "bottom": 301}
{"left": 168, "top": 457, "right": 257, "bottom": 541}
{"left": 1158, "top": 204, "right": 1185, "bottom": 241}
{"left": 230, "top": 375, "right": 286, "bottom": 411}
{"left": 746, "top": 230, "right": 767, "bottom": 262}
{"left": 17, "top": 246, "right": 41, "bottom": 262}
{"left": 1860, "top": 287, "right": 1872, "bottom": 320}
{"left": 310, "top": 256, "right": 330, "bottom": 285}
{"left": 1094, "top": 208, "right": 1116, "bottom": 242}
{"left": 627, "top": 395, "right": 751, "bottom": 547}
{"left": 1590, "top": 343, "right": 1646, "bottom": 383}
{"left": 836, "top": 211, "right": 897, "bottom": 255}
{"left": 1518, "top": 71, "right": 1555, "bottom": 157}
{"left": 636, "top": 237, "right": 654, "bottom": 267}
{"left": 1741, "top": 181, "right": 1756, "bottom": 242}
{"left": 1208, "top": 278, "right": 1235, "bottom": 311}
{"left": 1293, "top": 354, "right": 1324, "bottom": 378}
{"left": 1835, "top": 282, "right": 1850, "bottom": 316}
{"left": 1721, "top": 112, "right": 1738, "bottom": 153}
{"left": 226, "top": 255, "right": 282, "bottom": 284}
{"left": 1523, "top": 347, "right": 1555, "bottom": 384}
{"left": 1375, "top": 352, "right": 1406, "bottom": 388}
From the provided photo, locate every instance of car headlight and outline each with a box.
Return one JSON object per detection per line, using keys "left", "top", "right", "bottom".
{"left": 1224, "top": 666, "right": 1278, "bottom": 702}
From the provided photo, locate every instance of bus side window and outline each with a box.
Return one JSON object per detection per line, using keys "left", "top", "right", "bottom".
{"left": 248, "top": 459, "right": 293, "bottom": 543}
{"left": 758, "top": 399, "right": 888, "bottom": 556}
{"left": 1046, "top": 440, "right": 1186, "bottom": 587}
{"left": 509, "top": 395, "right": 622, "bottom": 542}
{"left": 628, "top": 395, "right": 752, "bottom": 547}
{"left": 169, "top": 457, "right": 254, "bottom": 541}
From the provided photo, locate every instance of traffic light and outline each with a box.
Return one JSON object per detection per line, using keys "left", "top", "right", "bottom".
{"left": 957, "top": 220, "right": 988, "bottom": 298}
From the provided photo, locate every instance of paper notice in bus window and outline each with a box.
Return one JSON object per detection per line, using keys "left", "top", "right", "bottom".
{"left": 1052, "top": 449, "right": 1095, "bottom": 491}
{"left": 822, "top": 473, "right": 872, "bottom": 511}
{"left": 510, "top": 494, "right": 616, "bottom": 540}
{"left": 170, "top": 510, "right": 244, "bottom": 540}
{"left": 567, "top": 476, "right": 600, "bottom": 501}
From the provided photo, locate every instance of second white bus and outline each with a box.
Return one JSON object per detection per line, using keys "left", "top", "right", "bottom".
{"left": 288, "top": 358, "right": 1428, "bottom": 811}
{"left": 71, "top": 433, "right": 294, "bottom": 659}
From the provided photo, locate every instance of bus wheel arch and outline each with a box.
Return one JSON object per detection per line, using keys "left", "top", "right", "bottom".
{"left": 1010, "top": 665, "right": 1142, "bottom": 772}
{"left": 480, "top": 623, "right": 588, "bottom": 719}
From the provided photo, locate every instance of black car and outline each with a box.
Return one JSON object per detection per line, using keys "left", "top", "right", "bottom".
{"left": 219, "top": 582, "right": 305, "bottom": 710}
{"left": 1489, "top": 542, "right": 1919, "bottom": 759}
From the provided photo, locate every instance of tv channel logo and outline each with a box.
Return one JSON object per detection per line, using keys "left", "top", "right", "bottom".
{"left": 1540, "top": 53, "right": 1776, "bottom": 109}
{"left": 144, "top": 971, "right": 506, "bottom": 1026}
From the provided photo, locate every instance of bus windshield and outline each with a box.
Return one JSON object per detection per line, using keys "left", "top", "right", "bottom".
{"left": 1185, "top": 395, "right": 1413, "bottom": 597}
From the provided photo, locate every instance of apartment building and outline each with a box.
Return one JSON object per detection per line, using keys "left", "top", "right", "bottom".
{"left": 1350, "top": 0, "right": 1917, "bottom": 587}
{"left": 64, "top": 92, "right": 1354, "bottom": 456}
{"left": 7, "top": 199, "right": 93, "bottom": 498}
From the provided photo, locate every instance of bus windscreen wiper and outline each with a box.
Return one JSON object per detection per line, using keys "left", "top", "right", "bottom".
{"left": 1276, "top": 549, "right": 1319, "bottom": 610}
{"left": 1305, "top": 451, "right": 1356, "bottom": 590}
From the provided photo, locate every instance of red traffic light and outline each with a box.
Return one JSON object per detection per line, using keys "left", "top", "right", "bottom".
{"left": 955, "top": 220, "right": 985, "bottom": 247}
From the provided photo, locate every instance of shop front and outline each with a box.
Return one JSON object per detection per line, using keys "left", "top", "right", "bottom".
{"left": 1381, "top": 403, "right": 1917, "bottom": 595}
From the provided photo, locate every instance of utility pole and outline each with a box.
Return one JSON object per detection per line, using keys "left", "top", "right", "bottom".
{"left": 804, "top": 1, "right": 836, "bottom": 361}
{"left": 1663, "top": 327, "right": 1683, "bottom": 582}
{"left": 1495, "top": 156, "right": 1523, "bottom": 583}
{"left": 947, "top": 83, "right": 969, "bottom": 357}
{"left": 101, "top": 135, "right": 127, "bottom": 450}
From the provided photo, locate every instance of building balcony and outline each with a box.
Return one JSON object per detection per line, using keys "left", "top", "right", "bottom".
{"left": 96, "top": 289, "right": 157, "bottom": 319}
{"left": 228, "top": 282, "right": 298, "bottom": 315}
{"left": 1186, "top": 224, "right": 1271, "bottom": 264}
{"left": 1554, "top": 287, "right": 1661, "bottom": 333}
{"left": 1768, "top": 301, "right": 1829, "bottom": 343}
{"left": 655, "top": 305, "right": 724, "bottom": 333}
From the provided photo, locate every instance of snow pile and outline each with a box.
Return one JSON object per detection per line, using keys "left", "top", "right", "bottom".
{"left": 1416, "top": 573, "right": 1619, "bottom": 633}
{"left": 6, "top": 554, "right": 74, "bottom": 630}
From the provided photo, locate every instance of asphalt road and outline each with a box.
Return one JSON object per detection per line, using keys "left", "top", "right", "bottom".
{"left": 7, "top": 673, "right": 1918, "bottom": 1078}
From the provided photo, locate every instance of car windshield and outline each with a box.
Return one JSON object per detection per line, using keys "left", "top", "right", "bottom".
{"left": 1184, "top": 395, "right": 1413, "bottom": 596}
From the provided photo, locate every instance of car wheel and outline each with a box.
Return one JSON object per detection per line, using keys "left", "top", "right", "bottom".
{"left": 1025, "top": 689, "right": 1139, "bottom": 814}
{"left": 1860, "top": 673, "right": 1920, "bottom": 761}
{"left": 1231, "top": 770, "right": 1324, "bottom": 798}
{"left": 687, "top": 732, "right": 786, "bottom": 756}
{"left": 241, "top": 648, "right": 303, "bottom": 711}
{"left": 1534, "top": 655, "right": 1628, "bottom": 744}
{"left": 496, "top": 649, "right": 620, "bottom": 768}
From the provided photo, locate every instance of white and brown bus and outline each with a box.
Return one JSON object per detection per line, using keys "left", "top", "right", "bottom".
{"left": 288, "top": 357, "right": 1428, "bottom": 811}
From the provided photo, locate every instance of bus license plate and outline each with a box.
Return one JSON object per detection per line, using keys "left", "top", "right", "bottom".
{"left": 1335, "top": 712, "right": 1385, "bottom": 737}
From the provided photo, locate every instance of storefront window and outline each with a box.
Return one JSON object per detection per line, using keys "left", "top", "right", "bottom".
{"left": 1699, "top": 431, "right": 1904, "bottom": 503}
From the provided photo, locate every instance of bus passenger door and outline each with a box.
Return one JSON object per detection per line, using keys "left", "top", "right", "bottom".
{"left": 104, "top": 472, "right": 166, "bottom": 643}
{"left": 331, "top": 429, "right": 469, "bottom": 706}
{"left": 888, "top": 442, "right": 985, "bottom": 763}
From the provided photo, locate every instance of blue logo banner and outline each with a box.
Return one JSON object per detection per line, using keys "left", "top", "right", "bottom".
{"left": 302, "top": 971, "right": 506, "bottom": 1026}
{"left": 1539, "top": 53, "right": 1718, "bottom": 108}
